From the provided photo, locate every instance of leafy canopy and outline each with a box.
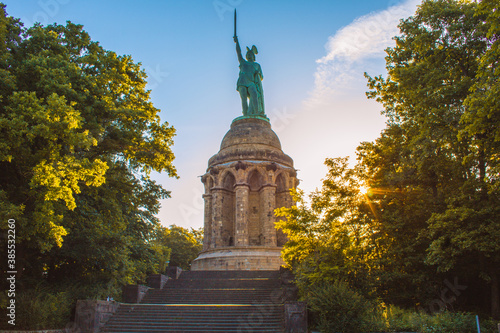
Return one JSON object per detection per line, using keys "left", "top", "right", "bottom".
{"left": 277, "top": 0, "right": 500, "bottom": 319}
{"left": 0, "top": 5, "right": 177, "bottom": 323}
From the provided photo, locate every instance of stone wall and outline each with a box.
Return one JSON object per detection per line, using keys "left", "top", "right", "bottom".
{"left": 284, "top": 302, "right": 308, "bottom": 333}
{"left": 166, "top": 266, "right": 183, "bottom": 280}
{"left": 122, "top": 284, "right": 149, "bottom": 303}
{"left": 74, "top": 300, "right": 119, "bottom": 333}
{"left": 248, "top": 190, "right": 260, "bottom": 245}
{"left": 146, "top": 274, "right": 168, "bottom": 289}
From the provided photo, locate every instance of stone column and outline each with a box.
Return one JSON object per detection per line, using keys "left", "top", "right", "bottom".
{"left": 210, "top": 188, "right": 224, "bottom": 248}
{"left": 234, "top": 183, "right": 249, "bottom": 246}
{"left": 202, "top": 193, "right": 212, "bottom": 251}
{"left": 260, "top": 184, "right": 277, "bottom": 246}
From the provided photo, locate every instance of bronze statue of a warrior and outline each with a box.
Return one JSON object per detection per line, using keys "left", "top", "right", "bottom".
{"left": 233, "top": 10, "right": 265, "bottom": 117}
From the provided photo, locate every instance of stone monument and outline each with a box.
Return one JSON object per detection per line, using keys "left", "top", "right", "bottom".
{"left": 190, "top": 11, "right": 298, "bottom": 271}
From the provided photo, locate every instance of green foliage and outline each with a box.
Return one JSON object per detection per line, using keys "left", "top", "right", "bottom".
{"left": 12, "top": 284, "right": 73, "bottom": 330}
{"left": 0, "top": 3, "right": 177, "bottom": 253}
{"left": 42, "top": 169, "right": 173, "bottom": 296}
{"left": 157, "top": 225, "right": 203, "bottom": 271}
{"left": 278, "top": 0, "right": 500, "bottom": 325}
{"left": 276, "top": 156, "right": 437, "bottom": 305}
{"left": 382, "top": 305, "right": 428, "bottom": 332}
{"left": 305, "top": 296, "right": 500, "bottom": 333}
{"left": 418, "top": 312, "right": 475, "bottom": 333}
{"left": 364, "top": 0, "right": 500, "bottom": 318}
{"left": 304, "top": 281, "right": 378, "bottom": 333}
{"left": 0, "top": 4, "right": 177, "bottom": 329}
{"left": 379, "top": 306, "right": 500, "bottom": 333}
{"left": 276, "top": 158, "right": 374, "bottom": 293}
{"left": 463, "top": 0, "right": 500, "bottom": 156}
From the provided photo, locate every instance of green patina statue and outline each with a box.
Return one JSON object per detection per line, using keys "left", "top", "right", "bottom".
{"left": 233, "top": 10, "right": 266, "bottom": 118}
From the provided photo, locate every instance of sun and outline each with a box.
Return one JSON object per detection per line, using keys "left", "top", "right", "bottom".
{"left": 359, "top": 185, "right": 369, "bottom": 195}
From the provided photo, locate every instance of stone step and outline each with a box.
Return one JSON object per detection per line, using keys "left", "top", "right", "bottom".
{"left": 149, "top": 288, "right": 278, "bottom": 293}
{"left": 105, "top": 318, "right": 283, "bottom": 325}
{"left": 100, "top": 325, "right": 283, "bottom": 333}
{"left": 141, "top": 288, "right": 282, "bottom": 304}
{"left": 100, "top": 270, "right": 288, "bottom": 332}
{"left": 101, "top": 304, "right": 284, "bottom": 333}
{"left": 116, "top": 304, "right": 283, "bottom": 313}
{"left": 102, "top": 323, "right": 284, "bottom": 331}
{"left": 153, "top": 286, "right": 278, "bottom": 290}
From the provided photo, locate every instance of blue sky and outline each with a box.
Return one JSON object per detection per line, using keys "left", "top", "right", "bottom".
{"left": 5, "top": 0, "right": 421, "bottom": 229}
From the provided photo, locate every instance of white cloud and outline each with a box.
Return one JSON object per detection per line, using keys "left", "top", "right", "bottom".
{"left": 318, "top": 1, "right": 420, "bottom": 64}
{"left": 310, "top": 0, "right": 421, "bottom": 103}
{"left": 285, "top": 0, "right": 422, "bottom": 197}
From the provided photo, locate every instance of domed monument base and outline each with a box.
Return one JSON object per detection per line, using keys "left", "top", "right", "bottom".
{"left": 191, "top": 246, "right": 284, "bottom": 271}
{"left": 191, "top": 116, "right": 298, "bottom": 271}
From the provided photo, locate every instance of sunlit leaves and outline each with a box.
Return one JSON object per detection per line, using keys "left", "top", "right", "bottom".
{"left": 31, "top": 156, "right": 108, "bottom": 210}
{"left": 363, "top": 0, "right": 500, "bottom": 316}
{"left": 276, "top": 158, "right": 382, "bottom": 296}
{"left": 280, "top": 1, "right": 500, "bottom": 315}
{"left": 0, "top": 6, "right": 177, "bottom": 299}
{"left": 155, "top": 225, "right": 203, "bottom": 271}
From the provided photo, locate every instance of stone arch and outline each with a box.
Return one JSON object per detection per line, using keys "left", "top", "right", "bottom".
{"left": 275, "top": 172, "right": 288, "bottom": 192}
{"left": 248, "top": 169, "right": 263, "bottom": 191}
{"left": 218, "top": 169, "right": 236, "bottom": 189}
{"left": 203, "top": 175, "right": 215, "bottom": 193}
{"left": 246, "top": 167, "right": 265, "bottom": 186}
{"left": 207, "top": 175, "right": 214, "bottom": 188}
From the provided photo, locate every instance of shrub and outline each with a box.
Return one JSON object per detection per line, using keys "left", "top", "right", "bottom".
{"left": 420, "top": 311, "right": 476, "bottom": 333}
{"left": 305, "top": 280, "right": 379, "bottom": 333}
{"left": 381, "top": 305, "right": 427, "bottom": 332}
{"left": 14, "top": 286, "right": 73, "bottom": 329}
{"left": 381, "top": 305, "right": 498, "bottom": 333}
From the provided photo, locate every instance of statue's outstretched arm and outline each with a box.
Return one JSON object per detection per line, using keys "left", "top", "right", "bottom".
{"left": 234, "top": 36, "right": 244, "bottom": 63}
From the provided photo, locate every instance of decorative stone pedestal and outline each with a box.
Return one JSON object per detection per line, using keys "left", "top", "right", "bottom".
{"left": 192, "top": 116, "right": 298, "bottom": 271}
{"left": 191, "top": 246, "right": 284, "bottom": 270}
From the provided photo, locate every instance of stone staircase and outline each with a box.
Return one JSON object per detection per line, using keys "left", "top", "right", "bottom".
{"left": 100, "top": 270, "right": 287, "bottom": 333}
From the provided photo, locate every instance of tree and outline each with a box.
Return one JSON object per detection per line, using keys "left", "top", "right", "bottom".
{"left": 0, "top": 4, "right": 177, "bottom": 327}
{"left": 276, "top": 156, "right": 438, "bottom": 307}
{"left": 356, "top": 127, "right": 443, "bottom": 307}
{"left": 157, "top": 225, "right": 203, "bottom": 271}
{"left": 364, "top": 0, "right": 499, "bottom": 317}
{"left": 276, "top": 158, "right": 381, "bottom": 297}
{"left": 277, "top": 0, "right": 499, "bottom": 319}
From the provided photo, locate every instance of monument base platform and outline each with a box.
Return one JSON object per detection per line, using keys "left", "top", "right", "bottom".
{"left": 191, "top": 246, "right": 284, "bottom": 271}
